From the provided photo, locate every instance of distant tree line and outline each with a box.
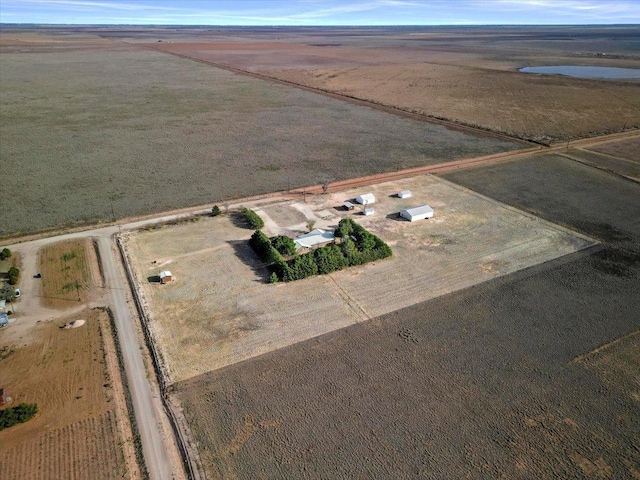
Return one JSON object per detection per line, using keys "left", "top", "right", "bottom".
{"left": 249, "top": 218, "right": 392, "bottom": 283}
{"left": 0, "top": 403, "right": 39, "bottom": 430}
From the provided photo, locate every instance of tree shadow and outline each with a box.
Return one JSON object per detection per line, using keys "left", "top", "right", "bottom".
{"left": 227, "top": 240, "right": 271, "bottom": 283}
{"left": 228, "top": 211, "right": 251, "bottom": 229}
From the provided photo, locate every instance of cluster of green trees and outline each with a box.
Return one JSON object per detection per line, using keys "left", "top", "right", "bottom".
{"left": 7, "top": 267, "right": 20, "bottom": 285}
{"left": 249, "top": 218, "right": 392, "bottom": 283}
{"left": 0, "top": 403, "right": 39, "bottom": 431}
{"left": 0, "top": 248, "right": 11, "bottom": 261}
{"left": 241, "top": 208, "right": 265, "bottom": 230}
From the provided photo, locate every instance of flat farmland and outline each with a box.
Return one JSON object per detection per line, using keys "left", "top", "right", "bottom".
{"left": 0, "top": 308, "right": 141, "bottom": 479}
{"left": 141, "top": 26, "right": 640, "bottom": 143}
{"left": 0, "top": 44, "right": 521, "bottom": 239}
{"left": 124, "top": 174, "right": 592, "bottom": 382}
{"left": 585, "top": 135, "right": 640, "bottom": 162}
{"left": 173, "top": 153, "right": 640, "bottom": 480}
{"left": 558, "top": 148, "right": 640, "bottom": 182}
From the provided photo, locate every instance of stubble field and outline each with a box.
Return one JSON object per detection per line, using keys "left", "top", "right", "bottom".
{"left": 0, "top": 36, "right": 521, "bottom": 239}
{"left": 174, "top": 149, "right": 640, "bottom": 480}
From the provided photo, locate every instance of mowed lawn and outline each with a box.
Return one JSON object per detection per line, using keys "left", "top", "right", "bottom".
{"left": 0, "top": 46, "right": 522, "bottom": 238}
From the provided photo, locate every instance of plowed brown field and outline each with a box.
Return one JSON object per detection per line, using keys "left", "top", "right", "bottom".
{"left": 0, "top": 309, "right": 139, "bottom": 479}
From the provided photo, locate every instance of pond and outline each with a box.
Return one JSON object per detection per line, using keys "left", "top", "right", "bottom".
{"left": 519, "top": 65, "right": 640, "bottom": 79}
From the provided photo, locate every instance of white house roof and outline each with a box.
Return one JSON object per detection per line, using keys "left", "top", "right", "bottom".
{"left": 355, "top": 193, "right": 376, "bottom": 204}
{"left": 402, "top": 205, "right": 434, "bottom": 217}
{"left": 159, "top": 270, "right": 172, "bottom": 278}
{"left": 294, "top": 229, "right": 335, "bottom": 249}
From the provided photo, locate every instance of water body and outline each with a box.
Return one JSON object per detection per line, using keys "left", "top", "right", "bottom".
{"left": 519, "top": 65, "right": 640, "bottom": 79}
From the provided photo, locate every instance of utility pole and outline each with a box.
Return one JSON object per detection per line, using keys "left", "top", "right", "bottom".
{"left": 111, "top": 202, "right": 116, "bottom": 223}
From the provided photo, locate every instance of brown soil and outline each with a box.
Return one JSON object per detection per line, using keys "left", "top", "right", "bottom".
{"left": 0, "top": 309, "right": 138, "bottom": 479}
{"left": 586, "top": 135, "right": 640, "bottom": 163}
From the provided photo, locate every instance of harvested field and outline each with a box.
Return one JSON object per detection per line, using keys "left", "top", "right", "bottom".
{"left": 0, "top": 309, "right": 139, "bottom": 479}
{"left": 125, "top": 175, "right": 592, "bottom": 382}
{"left": 558, "top": 149, "right": 640, "bottom": 182}
{"left": 174, "top": 154, "right": 640, "bottom": 480}
{"left": 586, "top": 135, "right": 640, "bottom": 163}
{"left": 38, "top": 239, "right": 102, "bottom": 308}
{"left": 0, "top": 44, "right": 521, "bottom": 239}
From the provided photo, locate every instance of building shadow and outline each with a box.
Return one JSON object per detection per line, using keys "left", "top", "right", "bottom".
{"left": 385, "top": 212, "right": 406, "bottom": 222}
{"left": 147, "top": 275, "right": 161, "bottom": 283}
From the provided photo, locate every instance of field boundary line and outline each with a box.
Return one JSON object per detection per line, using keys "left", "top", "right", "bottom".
{"left": 571, "top": 328, "right": 640, "bottom": 364}
{"left": 116, "top": 235, "right": 206, "bottom": 480}
{"left": 140, "top": 43, "right": 539, "bottom": 147}
{"left": 556, "top": 152, "right": 640, "bottom": 185}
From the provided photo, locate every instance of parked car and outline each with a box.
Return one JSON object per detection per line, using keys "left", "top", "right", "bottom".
{"left": 14, "top": 288, "right": 21, "bottom": 298}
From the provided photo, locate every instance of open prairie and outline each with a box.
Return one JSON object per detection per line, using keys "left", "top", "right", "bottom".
{"left": 174, "top": 151, "right": 640, "bottom": 480}
{"left": 0, "top": 308, "right": 141, "bottom": 480}
{"left": 129, "top": 25, "right": 640, "bottom": 143}
{"left": 0, "top": 29, "right": 522, "bottom": 239}
{"left": 124, "top": 174, "right": 592, "bottom": 382}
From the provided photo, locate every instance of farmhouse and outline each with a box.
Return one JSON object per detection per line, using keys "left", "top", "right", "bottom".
{"left": 159, "top": 270, "right": 173, "bottom": 284}
{"left": 355, "top": 193, "right": 376, "bottom": 205}
{"left": 400, "top": 205, "right": 434, "bottom": 222}
{"left": 294, "top": 229, "right": 335, "bottom": 250}
{"left": 398, "top": 190, "right": 412, "bottom": 199}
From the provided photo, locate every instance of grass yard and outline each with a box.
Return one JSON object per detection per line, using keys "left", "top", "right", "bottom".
{"left": 38, "top": 238, "right": 101, "bottom": 308}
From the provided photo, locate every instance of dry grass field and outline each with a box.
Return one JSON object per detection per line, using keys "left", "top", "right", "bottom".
{"left": 136, "top": 25, "right": 640, "bottom": 143}
{"left": 0, "top": 33, "right": 521, "bottom": 239}
{"left": 38, "top": 239, "right": 102, "bottom": 308}
{"left": 174, "top": 150, "right": 640, "bottom": 480}
{"left": 0, "top": 308, "right": 140, "bottom": 479}
{"left": 125, "top": 174, "right": 592, "bottom": 382}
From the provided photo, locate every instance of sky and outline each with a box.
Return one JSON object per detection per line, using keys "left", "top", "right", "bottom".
{"left": 1, "top": 0, "right": 639, "bottom": 25}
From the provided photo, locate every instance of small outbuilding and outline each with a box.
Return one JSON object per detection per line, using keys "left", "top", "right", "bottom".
{"left": 364, "top": 207, "right": 375, "bottom": 216}
{"left": 159, "top": 271, "right": 173, "bottom": 284}
{"left": 400, "top": 205, "right": 434, "bottom": 222}
{"left": 398, "top": 190, "right": 412, "bottom": 199}
{"left": 0, "top": 313, "right": 8, "bottom": 327}
{"left": 294, "top": 229, "right": 336, "bottom": 250}
{"left": 355, "top": 193, "right": 376, "bottom": 205}
{"left": 343, "top": 201, "right": 356, "bottom": 211}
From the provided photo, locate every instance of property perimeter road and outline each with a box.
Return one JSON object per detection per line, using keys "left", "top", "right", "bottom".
{"left": 97, "top": 237, "right": 174, "bottom": 480}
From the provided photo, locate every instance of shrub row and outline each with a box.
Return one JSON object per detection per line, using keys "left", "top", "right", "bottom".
{"left": 241, "top": 208, "right": 264, "bottom": 230}
{"left": 0, "top": 403, "right": 38, "bottom": 430}
{"left": 249, "top": 218, "right": 392, "bottom": 283}
{"left": 7, "top": 266, "right": 20, "bottom": 285}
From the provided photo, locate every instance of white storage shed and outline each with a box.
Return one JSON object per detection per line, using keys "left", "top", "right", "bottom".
{"left": 364, "top": 207, "right": 375, "bottom": 216}
{"left": 398, "top": 190, "right": 412, "bottom": 199}
{"left": 400, "top": 205, "right": 434, "bottom": 222}
{"left": 355, "top": 193, "right": 376, "bottom": 205}
{"left": 159, "top": 270, "right": 173, "bottom": 284}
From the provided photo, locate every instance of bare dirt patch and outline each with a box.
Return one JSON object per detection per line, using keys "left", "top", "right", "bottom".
{"left": 38, "top": 238, "right": 102, "bottom": 309}
{"left": 0, "top": 308, "right": 140, "bottom": 479}
{"left": 125, "top": 175, "right": 592, "bottom": 382}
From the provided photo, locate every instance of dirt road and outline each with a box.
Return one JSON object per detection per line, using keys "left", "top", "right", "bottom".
{"left": 97, "top": 237, "right": 174, "bottom": 480}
